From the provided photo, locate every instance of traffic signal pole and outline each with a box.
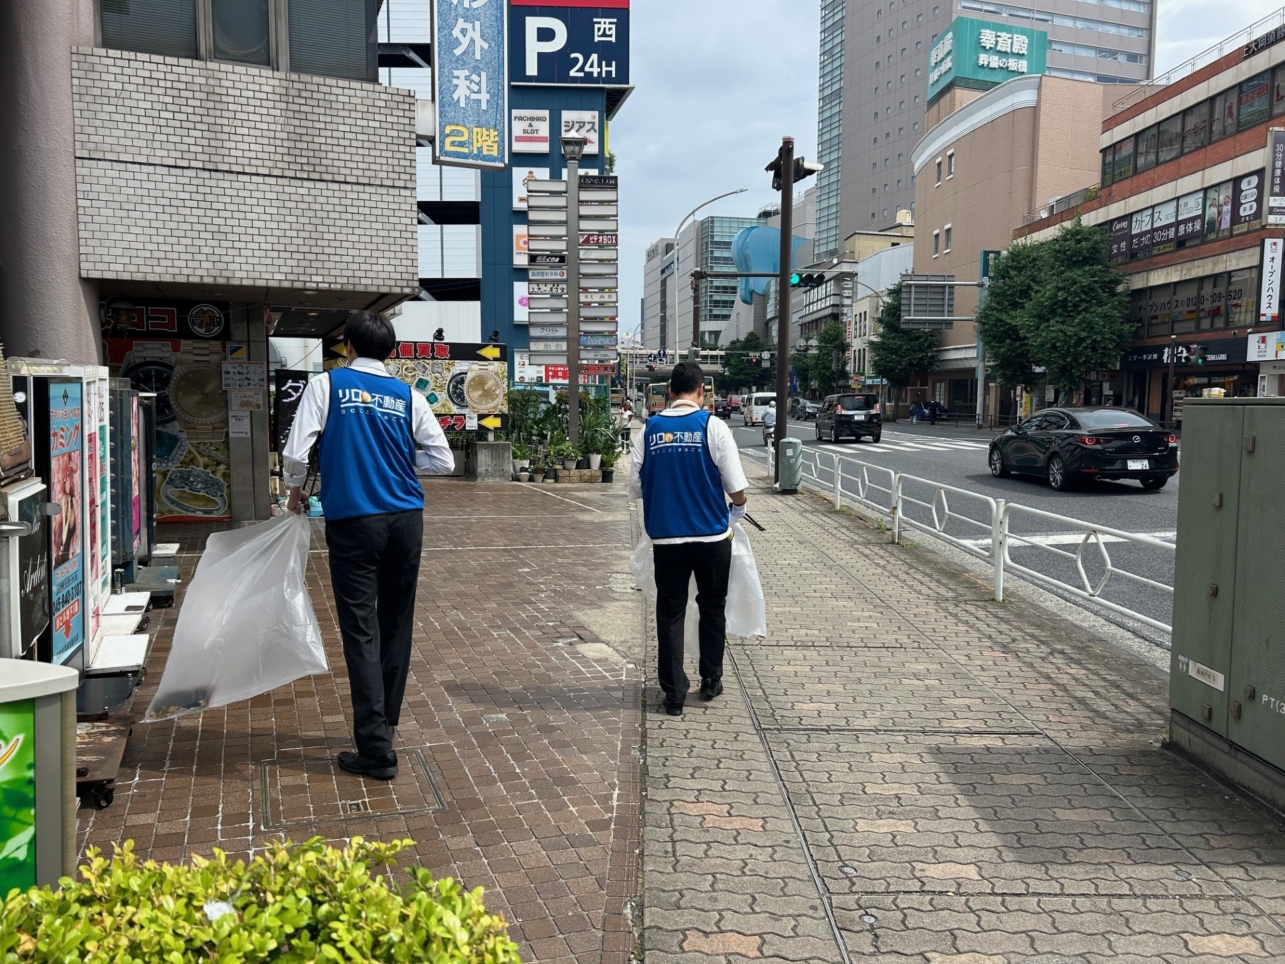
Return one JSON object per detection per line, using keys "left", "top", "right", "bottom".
{"left": 774, "top": 137, "right": 794, "bottom": 484}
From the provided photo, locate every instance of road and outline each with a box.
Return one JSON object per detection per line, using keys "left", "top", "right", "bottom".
{"left": 728, "top": 415, "right": 1178, "bottom": 646}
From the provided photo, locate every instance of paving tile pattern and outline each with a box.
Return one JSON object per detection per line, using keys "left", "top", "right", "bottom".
{"left": 78, "top": 481, "right": 643, "bottom": 964}
{"left": 643, "top": 457, "right": 1285, "bottom": 963}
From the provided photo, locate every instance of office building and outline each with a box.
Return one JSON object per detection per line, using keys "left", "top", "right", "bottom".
{"left": 1019, "top": 14, "right": 1285, "bottom": 418}
{"left": 816, "top": 0, "right": 1155, "bottom": 255}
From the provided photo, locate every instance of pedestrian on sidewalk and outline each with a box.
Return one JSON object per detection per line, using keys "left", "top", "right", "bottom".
{"left": 909, "top": 401, "right": 924, "bottom": 424}
{"left": 928, "top": 399, "right": 944, "bottom": 425}
{"left": 629, "top": 362, "right": 749, "bottom": 716}
{"left": 282, "top": 310, "right": 454, "bottom": 780}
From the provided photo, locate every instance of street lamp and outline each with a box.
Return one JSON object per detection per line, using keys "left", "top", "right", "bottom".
{"left": 666, "top": 187, "right": 748, "bottom": 358}
{"left": 562, "top": 132, "right": 586, "bottom": 447}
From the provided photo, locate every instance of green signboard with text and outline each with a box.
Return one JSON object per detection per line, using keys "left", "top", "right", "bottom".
{"left": 927, "top": 16, "right": 1048, "bottom": 104}
{"left": 0, "top": 698, "right": 36, "bottom": 895}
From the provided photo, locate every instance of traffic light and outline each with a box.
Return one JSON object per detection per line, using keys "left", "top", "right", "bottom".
{"left": 748, "top": 355, "right": 759, "bottom": 366}
{"left": 790, "top": 272, "right": 825, "bottom": 288}
{"left": 1193, "top": 344, "right": 1206, "bottom": 365}
{"left": 767, "top": 152, "right": 824, "bottom": 190}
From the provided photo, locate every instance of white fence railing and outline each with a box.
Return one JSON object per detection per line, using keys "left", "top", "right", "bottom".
{"left": 765, "top": 445, "right": 1175, "bottom": 635}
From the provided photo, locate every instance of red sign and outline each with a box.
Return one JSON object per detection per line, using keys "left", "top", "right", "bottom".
{"left": 579, "top": 234, "right": 618, "bottom": 246}
{"left": 580, "top": 364, "right": 617, "bottom": 375}
{"left": 393, "top": 341, "right": 508, "bottom": 362}
{"left": 542, "top": 365, "right": 609, "bottom": 384}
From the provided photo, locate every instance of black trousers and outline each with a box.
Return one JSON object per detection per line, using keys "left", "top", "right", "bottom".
{"left": 326, "top": 509, "right": 423, "bottom": 761}
{"left": 653, "top": 537, "right": 732, "bottom": 706}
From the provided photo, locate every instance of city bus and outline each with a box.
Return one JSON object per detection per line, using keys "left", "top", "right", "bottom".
{"left": 646, "top": 377, "right": 716, "bottom": 416}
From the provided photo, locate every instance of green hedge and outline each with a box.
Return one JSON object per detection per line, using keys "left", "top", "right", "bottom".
{"left": 0, "top": 837, "right": 520, "bottom": 963}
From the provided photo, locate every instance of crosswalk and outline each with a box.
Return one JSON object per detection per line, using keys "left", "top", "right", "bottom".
{"left": 736, "top": 421, "right": 994, "bottom": 455}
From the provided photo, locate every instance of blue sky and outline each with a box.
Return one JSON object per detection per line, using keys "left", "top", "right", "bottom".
{"left": 611, "top": 0, "right": 1285, "bottom": 339}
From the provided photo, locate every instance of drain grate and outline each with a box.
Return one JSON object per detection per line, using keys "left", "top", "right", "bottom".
{"left": 257, "top": 748, "right": 446, "bottom": 831}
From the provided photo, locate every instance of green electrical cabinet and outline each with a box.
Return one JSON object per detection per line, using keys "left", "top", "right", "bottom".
{"left": 1169, "top": 397, "right": 1285, "bottom": 808}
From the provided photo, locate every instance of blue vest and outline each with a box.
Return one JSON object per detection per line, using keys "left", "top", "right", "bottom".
{"left": 640, "top": 409, "right": 729, "bottom": 540}
{"left": 317, "top": 367, "right": 424, "bottom": 521}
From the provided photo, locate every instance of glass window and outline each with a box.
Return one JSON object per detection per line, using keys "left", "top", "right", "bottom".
{"left": 1227, "top": 267, "right": 1258, "bottom": 328}
{"left": 1101, "top": 148, "right": 1113, "bottom": 185}
{"left": 1181, "top": 103, "right": 1208, "bottom": 153}
{"left": 1210, "top": 89, "right": 1237, "bottom": 142}
{"left": 944, "top": 225, "right": 952, "bottom": 250}
{"left": 1239, "top": 71, "right": 1270, "bottom": 129}
{"left": 1134, "top": 125, "right": 1157, "bottom": 172}
{"left": 947, "top": 152, "right": 955, "bottom": 176}
{"left": 935, "top": 159, "right": 942, "bottom": 183}
{"left": 1113, "top": 138, "right": 1134, "bottom": 182}
{"left": 213, "top": 0, "right": 271, "bottom": 65}
{"left": 1156, "top": 114, "right": 1182, "bottom": 164}
{"left": 100, "top": 0, "right": 197, "bottom": 58}
{"left": 1076, "top": 410, "right": 1154, "bottom": 429}
{"left": 933, "top": 230, "right": 940, "bottom": 256}
{"left": 289, "top": 0, "right": 376, "bottom": 82}
{"left": 1273, "top": 64, "right": 1285, "bottom": 118}
{"left": 1204, "top": 181, "right": 1233, "bottom": 241}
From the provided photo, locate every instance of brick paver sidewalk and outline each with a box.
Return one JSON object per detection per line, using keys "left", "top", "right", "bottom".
{"left": 79, "top": 480, "right": 644, "bottom": 964}
{"left": 643, "top": 457, "right": 1285, "bottom": 963}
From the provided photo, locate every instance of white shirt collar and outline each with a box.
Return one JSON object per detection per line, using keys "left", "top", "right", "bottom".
{"left": 349, "top": 357, "right": 392, "bottom": 376}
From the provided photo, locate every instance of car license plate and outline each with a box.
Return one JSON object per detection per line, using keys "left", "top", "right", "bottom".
{"left": 1127, "top": 459, "right": 1149, "bottom": 470}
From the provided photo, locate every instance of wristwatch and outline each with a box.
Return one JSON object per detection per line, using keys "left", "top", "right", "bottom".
{"left": 171, "top": 341, "right": 227, "bottom": 441}
{"left": 120, "top": 342, "right": 177, "bottom": 425}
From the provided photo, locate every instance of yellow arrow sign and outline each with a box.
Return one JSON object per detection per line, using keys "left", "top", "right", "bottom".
{"left": 478, "top": 415, "right": 503, "bottom": 430}
{"left": 477, "top": 345, "right": 502, "bottom": 360}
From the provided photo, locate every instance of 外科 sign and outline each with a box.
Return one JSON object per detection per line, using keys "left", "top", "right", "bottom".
{"left": 1260, "top": 237, "right": 1282, "bottom": 323}
{"left": 432, "top": 0, "right": 508, "bottom": 169}
{"left": 510, "top": 0, "right": 630, "bottom": 86}
{"left": 511, "top": 109, "right": 550, "bottom": 154}
{"left": 927, "top": 16, "right": 1047, "bottom": 103}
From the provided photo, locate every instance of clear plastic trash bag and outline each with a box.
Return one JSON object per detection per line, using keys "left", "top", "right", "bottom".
{"left": 629, "top": 523, "right": 767, "bottom": 638}
{"left": 144, "top": 513, "right": 327, "bottom": 722}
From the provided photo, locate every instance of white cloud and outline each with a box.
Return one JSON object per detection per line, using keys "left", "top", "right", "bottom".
{"left": 1154, "top": 0, "right": 1283, "bottom": 74}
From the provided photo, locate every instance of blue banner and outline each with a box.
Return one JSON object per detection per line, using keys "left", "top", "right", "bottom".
{"left": 433, "top": 0, "right": 509, "bottom": 169}
{"left": 510, "top": 2, "right": 630, "bottom": 86}
{"left": 48, "top": 380, "right": 84, "bottom": 666}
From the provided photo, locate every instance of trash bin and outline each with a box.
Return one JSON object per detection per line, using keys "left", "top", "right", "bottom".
{"left": 777, "top": 437, "right": 804, "bottom": 494}
{"left": 0, "top": 659, "right": 79, "bottom": 891}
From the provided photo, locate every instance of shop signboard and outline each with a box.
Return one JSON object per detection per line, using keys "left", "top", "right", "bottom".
{"left": 100, "top": 299, "right": 230, "bottom": 341}
{"left": 0, "top": 698, "right": 36, "bottom": 895}
{"left": 1239, "top": 72, "right": 1271, "bottom": 129}
{"left": 1176, "top": 192, "right": 1205, "bottom": 243}
{"left": 1122, "top": 336, "right": 1248, "bottom": 368}
{"left": 529, "top": 268, "right": 568, "bottom": 280}
{"left": 1108, "top": 216, "right": 1130, "bottom": 263}
{"left": 130, "top": 396, "right": 141, "bottom": 548}
{"left": 514, "top": 281, "right": 530, "bottom": 323}
{"left": 926, "top": 16, "right": 1047, "bottom": 103}
{"left": 511, "top": 110, "right": 550, "bottom": 154}
{"left": 1232, "top": 169, "right": 1265, "bottom": 234}
{"left": 16, "top": 490, "right": 49, "bottom": 659}
{"left": 386, "top": 341, "right": 509, "bottom": 423}
{"left": 1151, "top": 199, "right": 1178, "bottom": 255}
{"left": 84, "top": 379, "right": 101, "bottom": 644}
{"left": 1267, "top": 129, "right": 1285, "bottom": 225}
{"left": 1247, "top": 330, "right": 1285, "bottom": 360}
{"left": 272, "top": 370, "right": 310, "bottom": 455}
{"left": 510, "top": 1, "right": 630, "bottom": 86}
{"left": 49, "top": 380, "right": 83, "bottom": 666}
{"left": 530, "top": 253, "right": 567, "bottom": 265}
{"left": 512, "top": 164, "right": 549, "bottom": 208}
{"left": 95, "top": 379, "right": 109, "bottom": 608}
{"left": 1129, "top": 207, "right": 1152, "bottom": 260}
{"left": 432, "top": 0, "right": 508, "bottom": 170}
{"left": 560, "top": 110, "right": 600, "bottom": 154}
{"left": 1260, "top": 237, "right": 1283, "bottom": 323}
{"left": 514, "top": 225, "right": 529, "bottom": 266}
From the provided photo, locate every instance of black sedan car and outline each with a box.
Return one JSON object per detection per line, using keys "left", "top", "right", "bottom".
{"left": 713, "top": 396, "right": 732, "bottom": 419}
{"left": 988, "top": 408, "right": 1178, "bottom": 491}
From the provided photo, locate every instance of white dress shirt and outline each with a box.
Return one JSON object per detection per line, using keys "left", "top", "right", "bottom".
{"left": 628, "top": 400, "right": 750, "bottom": 545}
{"left": 281, "top": 357, "right": 455, "bottom": 488}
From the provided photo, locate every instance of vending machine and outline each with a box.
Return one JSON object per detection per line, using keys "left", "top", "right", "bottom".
{"left": 0, "top": 360, "right": 48, "bottom": 661}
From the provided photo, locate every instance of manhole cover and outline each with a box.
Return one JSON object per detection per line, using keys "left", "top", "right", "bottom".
{"left": 839, "top": 866, "right": 858, "bottom": 876}
{"left": 860, "top": 914, "right": 877, "bottom": 924}
{"left": 257, "top": 748, "right": 445, "bottom": 831}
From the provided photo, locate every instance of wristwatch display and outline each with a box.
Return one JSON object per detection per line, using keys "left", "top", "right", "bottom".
{"left": 120, "top": 342, "right": 177, "bottom": 425}
{"left": 171, "top": 341, "right": 227, "bottom": 442}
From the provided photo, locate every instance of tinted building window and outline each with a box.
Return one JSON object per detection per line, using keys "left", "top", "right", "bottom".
{"left": 1273, "top": 64, "right": 1285, "bottom": 117}
{"left": 1182, "top": 103, "right": 1208, "bottom": 153}
{"left": 213, "top": 0, "right": 271, "bottom": 65}
{"left": 1134, "top": 125, "right": 1157, "bottom": 173}
{"left": 290, "top": 0, "right": 377, "bottom": 81}
{"left": 100, "top": 0, "right": 198, "bottom": 58}
{"left": 1211, "top": 89, "right": 1237, "bottom": 142}
{"left": 1157, "top": 114, "right": 1183, "bottom": 164}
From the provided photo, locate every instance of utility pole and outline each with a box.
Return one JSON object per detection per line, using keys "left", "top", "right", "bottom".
{"left": 773, "top": 137, "right": 794, "bottom": 482}
{"left": 1166, "top": 332, "right": 1177, "bottom": 428}
{"left": 689, "top": 274, "right": 702, "bottom": 362}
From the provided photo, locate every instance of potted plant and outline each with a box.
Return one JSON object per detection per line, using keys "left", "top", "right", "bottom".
{"left": 551, "top": 440, "right": 577, "bottom": 472}
{"left": 511, "top": 441, "right": 531, "bottom": 475}
{"left": 531, "top": 461, "right": 545, "bottom": 483}
{"left": 517, "top": 465, "right": 530, "bottom": 482}
{"left": 544, "top": 465, "right": 558, "bottom": 482}
{"left": 599, "top": 448, "right": 619, "bottom": 483}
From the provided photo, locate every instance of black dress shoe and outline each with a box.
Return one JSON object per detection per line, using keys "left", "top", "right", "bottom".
{"left": 699, "top": 678, "right": 724, "bottom": 701}
{"left": 337, "top": 751, "right": 397, "bottom": 780}
{"left": 663, "top": 701, "right": 684, "bottom": 717}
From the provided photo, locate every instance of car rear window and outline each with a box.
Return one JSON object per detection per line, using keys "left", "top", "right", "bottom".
{"left": 836, "top": 395, "right": 877, "bottom": 411}
{"left": 1076, "top": 410, "right": 1154, "bottom": 429}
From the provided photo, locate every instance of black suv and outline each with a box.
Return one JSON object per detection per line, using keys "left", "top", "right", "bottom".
{"left": 713, "top": 396, "right": 732, "bottom": 419}
{"left": 815, "top": 393, "right": 882, "bottom": 443}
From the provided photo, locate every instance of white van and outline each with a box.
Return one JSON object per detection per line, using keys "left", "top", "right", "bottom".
{"left": 743, "top": 392, "right": 776, "bottom": 426}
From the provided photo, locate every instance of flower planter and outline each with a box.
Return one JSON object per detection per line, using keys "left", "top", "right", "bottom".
{"left": 517, "top": 470, "right": 530, "bottom": 482}
{"left": 601, "top": 469, "right": 614, "bottom": 483}
{"left": 544, "top": 470, "right": 558, "bottom": 483}
{"left": 576, "top": 457, "right": 589, "bottom": 470}
{"left": 562, "top": 459, "right": 577, "bottom": 472}
{"left": 588, "top": 453, "right": 602, "bottom": 470}
{"left": 531, "top": 471, "right": 544, "bottom": 483}
{"left": 512, "top": 459, "right": 530, "bottom": 475}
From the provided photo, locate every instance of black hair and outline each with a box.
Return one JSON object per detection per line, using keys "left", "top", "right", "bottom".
{"left": 670, "top": 361, "right": 704, "bottom": 397}
{"left": 344, "top": 310, "right": 397, "bottom": 360}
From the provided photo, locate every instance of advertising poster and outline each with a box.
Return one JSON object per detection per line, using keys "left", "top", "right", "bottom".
{"left": 1240, "top": 72, "right": 1271, "bottom": 129}
{"left": 0, "top": 699, "right": 36, "bottom": 895}
{"left": 432, "top": 0, "right": 508, "bottom": 169}
{"left": 1232, "top": 169, "right": 1264, "bottom": 234}
{"left": 272, "top": 369, "right": 311, "bottom": 454}
{"left": 1268, "top": 129, "right": 1285, "bottom": 225}
{"left": 514, "top": 281, "right": 531, "bottom": 323}
{"left": 84, "top": 379, "right": 101, "bottom": 643}
{"left": 103, "top": 338, "right": 232, "bottom": 522}
{"left": 1176, "top": 191, "right": 1205, "bottom": 242}
{"left": 96, "top": 383, "right": 110, "bottom": 605}
{"left": 130, "top": 395, "right": 140, "bottom": 547}
{"left": 1108, "top": 216, "right": 1130, "bottom": 262}
{"left": 386, "top": 341, "right": 509, "bottom": 431}
{"left": 17, "top": 492, "right": 49, "bottom": 658}
{"left": 511, "top": 109, "right": 550, "bottom": 153}
{"left": 514, "top": 224, "right": 530, "bottom": 266}
{"left": 1261, "top": 238, "right": 1283, "bottom": 324}
{"left": 1150, "top": 199, "right": 1177, "bottom": 255}
{"left": 1129, "top": 208, "right": 1152, "bottom": 260}
{"left": 49, "top": 380, "right": 84, "bottom": 666}
{"left": 512, "top": 165, "right": 549, "bottom": 210}
{"left": 1205, "top": 181, "right": 1233, "bottom": 240}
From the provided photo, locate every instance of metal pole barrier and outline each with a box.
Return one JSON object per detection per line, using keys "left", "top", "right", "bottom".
{"left": 833, "top": 460, "right": 842, "bottom": 510}
{"left": 890, "top": 472, "right": 902, "bottom": 544}
{"left": 992, "top": 498, "right": 1007, "bottom": 602}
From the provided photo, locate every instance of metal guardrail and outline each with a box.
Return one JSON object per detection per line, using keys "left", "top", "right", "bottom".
{"left": 764, "top": 444, "right": 1175, "bottom": 635}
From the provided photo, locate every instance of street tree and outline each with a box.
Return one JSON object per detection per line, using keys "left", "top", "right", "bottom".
{"left": 808, "top": 321, "right": 850, "bottom": 397}
{"left": 790, "top": 348, "right": 813, "bottom": 395}
{"left": 1023, "top": 219, "right": 1131, "bottom": 393}
{"left": 720, "top": 332, "right": 775, "bottom": 393}
{"left": 974, "top": 241, "right": 1042, "bottom": 391}
{"left": 867, "top": 283, "right": 939, "bottom": 404}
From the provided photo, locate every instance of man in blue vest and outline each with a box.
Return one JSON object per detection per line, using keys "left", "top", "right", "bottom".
{"left": 282, "top": 311, "right": 453, "bottom": 779}
{"left": 629, "top": 362, "right": 749, "bottom": 716}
